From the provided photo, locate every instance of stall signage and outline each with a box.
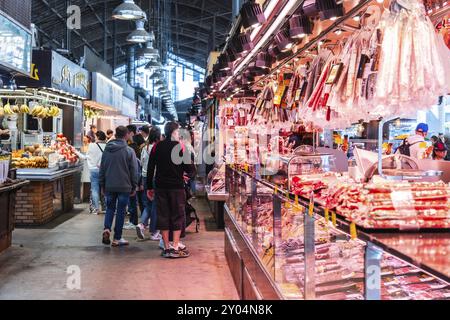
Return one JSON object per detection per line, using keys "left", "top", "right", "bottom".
{"left": 0, "top": 11, "right": 32, "bottom": 75}
{"left": 51, "top": 51, "right": 90, "bottom": 98}
{"left": 122, "top": 96, "right": 137, "bottom": 119}
{"left": 91, "top": 72, "right": 123, "bottom": 110}
{"left": 15, "top": 50, "right": 90, "bottom": 99}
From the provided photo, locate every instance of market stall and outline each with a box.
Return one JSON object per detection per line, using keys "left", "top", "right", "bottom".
{"left": 207, "top": 0, "right": 450, "bottom": 300}
{"left": 11, "top": 134, "right": 82, "bottom": 226}
{"left": 0, "top": 49, "right": 90, "bottom": 226}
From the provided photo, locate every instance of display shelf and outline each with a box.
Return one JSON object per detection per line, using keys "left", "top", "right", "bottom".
{"left": 225, "top": 166, "right": 450, "bottom": 300}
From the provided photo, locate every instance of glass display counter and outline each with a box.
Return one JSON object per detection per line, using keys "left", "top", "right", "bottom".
{"left": 224, "top": 166, "right": 450, "bottom": 300}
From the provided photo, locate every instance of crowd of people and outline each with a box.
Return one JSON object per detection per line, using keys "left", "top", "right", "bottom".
{"left": 78, "top": 122, "right": 196, "bottom": 259}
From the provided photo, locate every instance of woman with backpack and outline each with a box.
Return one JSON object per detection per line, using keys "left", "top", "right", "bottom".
{"left": 136, "top": 126, "right": 162, "bottom": 241}
{"left": 76, "top": 131, "right": 107, "bottom": 214}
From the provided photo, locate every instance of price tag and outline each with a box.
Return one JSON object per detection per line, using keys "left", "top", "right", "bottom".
{"left": 331, "top": 211, "right": 337, "bottom": 227}
{"left": 325, "top": 207, "right": 330, "bottom": 223}
{"left": 308, "top": 192, "right": 314, "bottom": 217}
{"left": 308, "top": 201, "right": 314, "bottom": 217}
{"left": 285, "top": 190, "right": 291, "bottom": 208}
{"left": 350, "top": 221, "right": 357, "bottom": 240}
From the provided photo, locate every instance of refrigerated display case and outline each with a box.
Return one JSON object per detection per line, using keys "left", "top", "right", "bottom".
{"left": 224, "top": 166, "right": 450, "bottom": 300}
{"left": 206, "top": 163, "right": 229, "bottom": 229}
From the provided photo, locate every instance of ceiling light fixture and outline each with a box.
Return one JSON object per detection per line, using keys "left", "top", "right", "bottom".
{"left": 221, "top": 0, "right": 299, "bottom": 90}
{"left": 231, "top": 32, "right": 254, "bottom": 56}
{"left": 150, "top": 71, "right": 163, "bottom": 80}
{"left": 289, "top": 13, "right": 314, "bottom": 38}
{"left": 218, "top": 54, "right": 231, "bottom": 71}
{"left": 240, "top": 0, "right": 266, "bottom": 29}
{"left": 274, "top": 28, "right": 293, "bottom": 52}
{"left": 142, "top": 41, "right": 159, "bottom": 59}
{"left": 316, "top": 0, "right": 344, "bottom": 21}
{"left": 112, "top": 0, "right": 146, "bottom": 20}
{"left": 127, "top": 19, "right": 152, "bottom": 43}
{"left": 254, "top": 52, "right": 273, "bottom": 69}
{"left": 146, "top": 58, "right": 163, "bottom": 70}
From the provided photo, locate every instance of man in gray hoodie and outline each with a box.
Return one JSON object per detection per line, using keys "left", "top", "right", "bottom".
{"left": 100, "top": 126, "right": 138, "bottom": 247}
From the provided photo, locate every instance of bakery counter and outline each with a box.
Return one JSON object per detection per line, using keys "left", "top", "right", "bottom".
{"left": 0, "top": 180, "right": 29, "bottom": 254}
{"left": 14, "top": 166, "right": 82, "bottom": 226}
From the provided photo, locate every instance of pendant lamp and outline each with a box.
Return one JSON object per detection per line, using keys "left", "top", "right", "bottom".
{"left": 112, "top": 0, "right": 146, "bottom": 21}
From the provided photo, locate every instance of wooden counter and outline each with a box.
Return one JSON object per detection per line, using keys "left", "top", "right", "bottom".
{"left": 0, "top": 180, "right": 29, "bottom": 254}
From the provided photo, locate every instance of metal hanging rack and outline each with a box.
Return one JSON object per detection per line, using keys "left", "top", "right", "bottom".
{"left": 0, "top": 89, "right": 80, "bottom": 108}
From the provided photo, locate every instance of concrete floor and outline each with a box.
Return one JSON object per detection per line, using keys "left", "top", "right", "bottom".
{"left": 0, "top": 199, "right": 238, "bottom": 300}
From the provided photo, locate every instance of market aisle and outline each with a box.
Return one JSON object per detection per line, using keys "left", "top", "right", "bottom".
{"left": 0, "top": 199, "right": 238, "bottom": 300}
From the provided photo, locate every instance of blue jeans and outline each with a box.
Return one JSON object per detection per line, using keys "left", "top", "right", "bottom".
{"left": 90, "top": 170, "right": 101, "bottom": 211}
{"left": 104, "top": 192, "right": 130, "bottom": 240}
{"left": 140, "top": 177, "right": 158, "bottom": 233}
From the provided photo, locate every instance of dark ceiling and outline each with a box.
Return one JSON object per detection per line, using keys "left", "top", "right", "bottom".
{"left": 32, "top": 0, "right": 233, "bottom": 69}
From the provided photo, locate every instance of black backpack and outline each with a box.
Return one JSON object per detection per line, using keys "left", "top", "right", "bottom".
{"left": 397, "top": 139, "right": 421, "bottom": 157}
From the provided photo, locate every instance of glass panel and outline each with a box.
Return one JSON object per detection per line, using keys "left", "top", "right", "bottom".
{"left": 252, "top": 181, "right": 274, "bottom": 276}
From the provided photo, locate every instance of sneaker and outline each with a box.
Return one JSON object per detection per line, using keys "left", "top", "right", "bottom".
{"left": 91, "top": 209, "right": 99, "bottom": 215}
{"left": 170, "top": 242, "right": 187, "bottom": 251}
{"left": 123, "top": 222, "right": 136, "bottom": 230}
{"left": 161, "top": 249, "right": 171, "bottom": 258}
{"left": 112, "top": 238, "right": 129, "bottom": 247}
{"left": 170, "top": 248, "right": 190, "bottom": 259}
{"left": 150, "top": 231, "right": 161, "bottom": 241}
{"left": 102, "top": 230, "right": 111, "bottom": 245}
{"left": 135, "top": 223, "right": 145, "bottom": 240}
{"left": 159, "top": 239, "right": 165, "bottom": 250}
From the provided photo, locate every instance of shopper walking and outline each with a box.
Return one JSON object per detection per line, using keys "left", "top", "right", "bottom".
{"left": 87, "top": 125, "right": 97, "bottom": 143}
{"left": 76, "top": 131, "right": 107, "bottom": 214}
{"left": 123, "top": 125, "right": 145, "bottom": 229}
{"left": 139, "top": 125, "right": 150, "bottom": 142}
{"left": 136, "top": 126, "right": 161, "bottom": 241}
{"left": 100, "top": 126, "right": 138, "bottom": 247}
{"left": 106, "top": 129, "right": 114, "bottom": 142}
{"left": 147, "top": 122, "right": 196, "bottom": 258}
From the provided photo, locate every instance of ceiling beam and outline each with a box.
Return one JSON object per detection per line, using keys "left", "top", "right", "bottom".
{"left": 38, "top": 0, "right": 100, "bottom": 56}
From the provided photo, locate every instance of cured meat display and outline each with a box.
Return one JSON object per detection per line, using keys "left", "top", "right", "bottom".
{"left": 277, "top": 205, "right": 449, "bottom": 300}
{"left": 327, "top": 181, "right": 450, "bottom": 230}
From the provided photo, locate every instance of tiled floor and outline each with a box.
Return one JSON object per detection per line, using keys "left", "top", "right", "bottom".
{"left": 0, "top": 199, "right": 238, "bottom": 300}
